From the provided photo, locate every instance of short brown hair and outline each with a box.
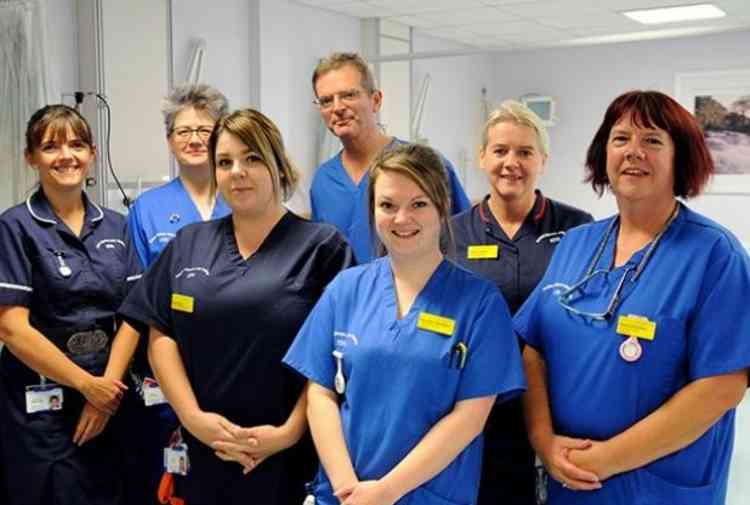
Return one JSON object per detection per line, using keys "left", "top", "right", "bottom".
{"left": 585, "top": 90, "right": 713, "bottom": 198}
{"left": 25, "top": 104, "right": 94, "bottom": 155}
{"left": 208, "top": 109, "right": 299, "bottom": 202}
{"left": 312, "top": 52, "right": 377, "bottom": 97}
{"left": 368, "top": 143, "right": 454, "bottom": 257}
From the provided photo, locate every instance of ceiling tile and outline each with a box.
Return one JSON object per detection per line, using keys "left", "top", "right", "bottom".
{"left": 367, "top": 0, "right": 484, "bottom": 15}
{"left": 415, "top": 6, "right": 519, "bottom": 27}
{"left": 327, "top": 2, "right": 400, "bottom": 17}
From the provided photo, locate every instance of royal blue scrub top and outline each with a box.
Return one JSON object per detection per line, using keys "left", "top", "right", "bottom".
{"left": 284, "top": 257, "right": 526, "bottom": 505}
{"left": 514, "top": 204, "right": 750, "bottom": 505}
{"left": 310, "top": 138, "right": 471, "bottom": 263}
{"left": 451, "top": 191, "right": 592, "bottom": 505}
{"left": 0, "top": 188, "right": 142, "bottom": 505}
{"left": 119, "top": 212, "right": 353, "bottom": 505}
{"left": 127, "top": 177, "right": 230, "bottom": 268}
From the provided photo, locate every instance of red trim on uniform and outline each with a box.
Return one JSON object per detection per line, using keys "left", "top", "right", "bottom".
{"left": 533, "top": 195, "right": 547, "bottom": 223}
{"left": 478, "top": 198, "right": 490, "bottom": 224}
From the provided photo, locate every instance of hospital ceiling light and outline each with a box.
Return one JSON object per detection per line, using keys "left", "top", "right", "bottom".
{"left": 623, "top": 4, "right": 726, "bottom": 24}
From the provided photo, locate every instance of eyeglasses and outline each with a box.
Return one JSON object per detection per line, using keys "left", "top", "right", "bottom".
{"left": 543, "top": 265, "right": 635, "bottom": 321}
{"left": 171, "top": 126, "right": 214, "bottom": 142}
{"left": 313, "top": 89, "right": 363, "bottom": 110}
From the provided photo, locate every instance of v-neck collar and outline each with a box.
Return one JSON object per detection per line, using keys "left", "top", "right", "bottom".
{"left": 381, "top": 257, "right": 451, "bottom": 331}
{"left": 222, "top": 211, "right": 293, "bottom": 267}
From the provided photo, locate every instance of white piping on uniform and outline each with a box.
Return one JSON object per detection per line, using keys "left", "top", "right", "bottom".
{"left": 96, "top": 239, "right": 126, "bottom": 249}
{"left": 175, "top": 267, "right": 210, "bottom": 278}
{"left": 536, "top": 231, "right": 565, "bottom": 244}
{"left": 126, "top": 274, "right": 142, "bottom": 282}
{"left": 149, "top": 232, "right": 176, "bottom": 244}
{"left": 0, "top": 282, "right": 33, "bottom": 292}
{"left": 25, "top": 193, "right": 56, "bottom": 225}
{"left": 85, "top": 192, "right": 105, "bottom": 222}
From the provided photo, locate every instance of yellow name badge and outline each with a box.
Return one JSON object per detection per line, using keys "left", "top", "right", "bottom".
{"left": 616, "top": 315, "right": 656, "bottom": 341}
{"left": 171, "top": 293, "right": 194, "bottom": 313}
{"left": 417, "top": 312, "right": 456, "bottom": 337}
{"left": 467, "top": 245, "right": 499, "bottom": 260}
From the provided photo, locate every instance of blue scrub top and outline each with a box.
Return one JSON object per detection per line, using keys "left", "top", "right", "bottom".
{"left": 0, "top": 188, "right": 142, "bottom": 505}
{"left": 310, "top": 138, "right": 471, "bottom": 263}
{"left": 119, "top": 213, "right": 353, "bottom": 504}
{"left": 514, "top": 204, "right": 750, "bottom": 505}
{"left": 127, "top": 177, "right": 230, "bottom": 268}
{"left": 284, "top": 257, "right": 526, "bottom": 505}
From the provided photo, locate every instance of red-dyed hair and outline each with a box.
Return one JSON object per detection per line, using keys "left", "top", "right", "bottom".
{"left": 585, "top": 90, "right": 714, "bottom": 198}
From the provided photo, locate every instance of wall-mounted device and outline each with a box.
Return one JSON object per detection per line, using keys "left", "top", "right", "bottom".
{"left": 520, "top": 94, "right": 557, "bottom": 127}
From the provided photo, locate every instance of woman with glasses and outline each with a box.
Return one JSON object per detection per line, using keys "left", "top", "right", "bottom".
{"left": 122, "top": 83, "right": 230, "bottom": 504}
{"left": 515, "top": 90, "right": 750, "bottom": 505}
{"left": 284, "top": 143, "right": 525, "bottom": 505}
{"left": 451, "top": 100, "right": 592, "bottom": 505}
{"left": 119, "top": 109, "right": 353, "bottom": 505}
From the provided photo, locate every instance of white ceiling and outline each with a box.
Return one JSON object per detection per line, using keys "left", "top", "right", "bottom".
{"left": 294, "top": 0, "right": 750, "bottom": 51}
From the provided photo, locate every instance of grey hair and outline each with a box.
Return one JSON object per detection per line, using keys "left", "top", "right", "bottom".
{"left": 160, "top": 83, "right": 229, "bottom": 135}
{"left": 481, "top": 99, "right": 550, "bottom": 158}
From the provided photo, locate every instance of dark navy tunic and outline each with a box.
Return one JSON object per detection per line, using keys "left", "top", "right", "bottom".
{"left": 451, "top": 190, "right": 592, "bottom": 505}
{"left": 0, "top": 188, "right": 142, "bottom": 505}
{"left": 118, "top": 212, "right": 353, "bottom": 505}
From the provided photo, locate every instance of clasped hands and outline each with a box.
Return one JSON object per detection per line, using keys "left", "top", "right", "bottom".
{"left": 186, "top": 411, "right": 293, "bottom": 474}
{"left": 539, "top": 435, "right": 618, "bottom": 491}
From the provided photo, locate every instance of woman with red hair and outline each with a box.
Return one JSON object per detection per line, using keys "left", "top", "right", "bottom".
{"left": 515, "top": 90, "right": 750, "bottom": 505}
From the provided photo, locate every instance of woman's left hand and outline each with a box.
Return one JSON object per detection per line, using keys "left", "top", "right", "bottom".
{"left": 567, "top": 441, "right": 616, "bottom": 481}
{"left": 73, "top": 402, "right": 111, "bottom": 446}
{"left": 212, "top": 424, "right": 292, "bottom": 474}
{"left": 337, "top": 480, "right": 397, "bottom": 505}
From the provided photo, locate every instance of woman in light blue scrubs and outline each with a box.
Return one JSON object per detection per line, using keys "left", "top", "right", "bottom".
{"left": 284, "top": 143, "right": 526, "bottom": 505}
{"left": 515, "top": 90, "right": 750, "bottom": 505}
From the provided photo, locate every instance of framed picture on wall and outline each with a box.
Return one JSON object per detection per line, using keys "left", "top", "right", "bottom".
{"left": 675, "top": 69, "right": 750, "bottom": 195}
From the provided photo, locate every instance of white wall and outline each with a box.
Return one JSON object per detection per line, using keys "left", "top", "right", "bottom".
{"left": 412, "top": 33, "right": 496, "bottom": 201}
{"left": 490, "top": 29, "right": 750, "bottom": 243}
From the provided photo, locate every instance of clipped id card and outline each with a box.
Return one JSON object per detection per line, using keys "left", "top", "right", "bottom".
{"left": 164, "top": 443, "right": 189, "bottom": 475}
{"left": 25, "top": 383, "right": 64, "bottom": 413}
{"left": 142, "top": 377, "right": 167, "bottom": 407}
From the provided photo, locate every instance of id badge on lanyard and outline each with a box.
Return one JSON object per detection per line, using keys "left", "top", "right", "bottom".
{"left": 164, "top": 427, "right": 190, "bottom": 476}
{"left": 25, "top": 376, "right": 63, "bottom": 413}
{"left": 142, "top": 377, "right": 167, "bottom": 407}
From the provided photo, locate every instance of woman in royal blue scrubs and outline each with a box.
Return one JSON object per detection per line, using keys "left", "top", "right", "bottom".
{"left": 284, "top": 143, "right": 526, "bottom": 505}
{"left": 451, "top": 100, "right": 592, "bottom": 505}
{"left": 516, "top": 90, "right": 750, "bottom": 505}
{"left": 119, "top": 108, "right": 353, "bottom": 505}
{"left": 0, "top": 105, "right": 142, "bottom": 505}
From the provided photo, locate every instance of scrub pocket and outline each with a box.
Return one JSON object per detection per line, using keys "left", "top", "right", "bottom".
{"left": 406, "top": 485, "right": 469, "bottom": 505}
{"left": 637, "top": 467, "right": 718, "bottom": 505}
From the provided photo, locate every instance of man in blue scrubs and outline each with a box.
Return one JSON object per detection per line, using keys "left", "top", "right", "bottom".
{"left": 310, "top": 52, "right": 470, "bottom": 262}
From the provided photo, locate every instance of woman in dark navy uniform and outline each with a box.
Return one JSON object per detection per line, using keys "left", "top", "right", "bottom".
{"left": 0, "top": 105, "right": 143, "bottom": 505}
{"left": 451, "top": 100, "right": 592, "bottom": 505}
{"left": 119, "top": 108, "right": 354, "bottom": 505}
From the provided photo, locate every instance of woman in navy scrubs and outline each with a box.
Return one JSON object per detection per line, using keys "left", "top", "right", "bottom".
{"left": 284, "top": 143, "right": 526, "bottom": 505}
{"left": 451, "top": 100, "right": 592, "bottom": 505}
{"left": 516, "top": 91, "right": 750, "bottom": 505}
{"left": 0, "top": 104, "right": 142, "bottom": 505}
{"left": 119, "top": 108, "right": 353, "bottom": 505}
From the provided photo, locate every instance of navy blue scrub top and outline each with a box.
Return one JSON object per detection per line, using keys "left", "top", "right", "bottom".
{"left": 0, "top": 188, "right": 142, "bottom": 357}
{"left": 452, "top": 191, "right": 593, "bottom": 315}
{"left": 451, "top": 190, "right": 591, "bottom": 505}
{"left": 0, "top": 188, "right": 141, "bottom": 505}
{"left": 118, "top": 212, "right": 354, "bottom": 504}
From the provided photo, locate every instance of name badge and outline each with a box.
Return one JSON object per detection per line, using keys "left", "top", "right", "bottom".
{"left": 417, "top": 312, "right": 456, "bottom": 336}
{"left": 164, "top": 443, "right": 190, "bottom": 475}
{"left": 171, "top": 293, "right": 194, "bottom": 313}
{"left": 25, "top": 383, "right": 64, "bottom": 413}
{"left": 467, "top": 245, "right": 499, "bottom": 260}
{"left": 616, "top": 315, "right": 656, "bottom": 341}
{"left": 142, "top": 377, "right": 167, "bottom": 407}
